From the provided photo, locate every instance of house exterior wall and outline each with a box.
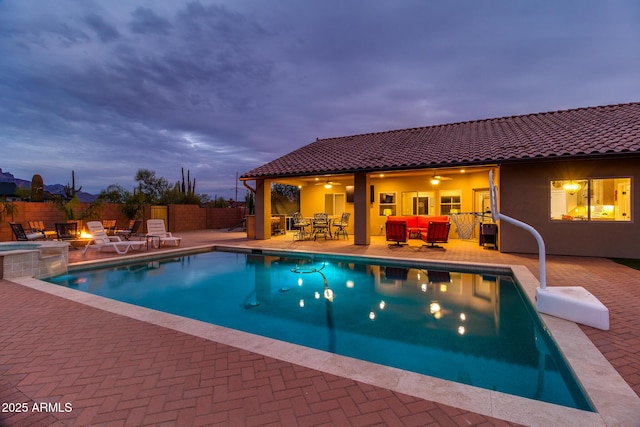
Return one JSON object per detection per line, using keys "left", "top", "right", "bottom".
{"left": 499, "top": 157, "right": 640, "bottom": 258}
{"left": 299, "top": 183, "right": 355, "bottom": 236}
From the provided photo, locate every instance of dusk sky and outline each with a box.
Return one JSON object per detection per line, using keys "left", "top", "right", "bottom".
{"left": 1, "top": 1, "right": 638, "bottom": 199}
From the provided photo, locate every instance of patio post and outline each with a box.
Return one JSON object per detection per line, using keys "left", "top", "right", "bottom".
{"left": 254, "top": 179, "right": 271, "bottom": 239}
{"left": 353, "top": 172, "right": 370, "bottom": 245}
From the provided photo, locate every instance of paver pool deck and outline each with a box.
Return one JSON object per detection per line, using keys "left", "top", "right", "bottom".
{"left": 1, "top": 230, "right": 639, "bottom": 426}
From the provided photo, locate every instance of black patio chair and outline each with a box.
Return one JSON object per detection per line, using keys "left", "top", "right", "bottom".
{"left": 9, "top": 222, "right": 45, "bottom": 241}
{"left": 116, "top": 219, "right": 142, "bottom": 240}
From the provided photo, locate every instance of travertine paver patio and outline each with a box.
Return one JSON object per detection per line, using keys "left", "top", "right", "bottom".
{"left": 1, "top": 229, "right": 639, "bottom": 426}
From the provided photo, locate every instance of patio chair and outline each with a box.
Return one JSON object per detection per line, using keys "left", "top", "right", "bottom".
{"left": 55, "top": 222, "right": 79, "bottom": 240}
{"left": 146, "top": 219, "right": 182, "bottom": 247}
{"left": 82, "top": 221, "right": 146, "bottom": 255}
{"left": 385, "top": 220, "right": 408, "bottom": 246}
{"left": 28, "top": 220, "right": 45, "bottom": 234}
{"left": 421, "top": 221, "right": 451, "bottom": 248}
{"left": 116, "top": 219, "right": 142, "bottom": 240}
{"left": 9, "top": 222, "right": 45, "bottom": 241}
{"left": 291, "top": 212, "right": 310, "bottom": 241}
{"left": 270, "top": 216, "right": 285, "bottom": 236}
{"left": 102, "top": 219, "right": 117, "bottom": 235}
{"left": 332, "top": 212, "right": 351, "bottom": 239}
{"left": 312, "top": 213, "right": 331, "bottom": 240}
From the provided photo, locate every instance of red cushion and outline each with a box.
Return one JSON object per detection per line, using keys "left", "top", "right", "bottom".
{"left": 417, "top": 216, "right": 430, "bottom": 229}
{"left": 387, "top": 216, "right": 404, "bottom": 223}
{"left": 432, "top": 215, "right": 450, "bottom": 223}
{"left": 417, "top": 216, "right": 448, "bottom": 228}
{"left": 387, "top": 216, "right": 419, "bottom": 227}
{"left": 404, "top": 216, "right": 419, "bottom": 228}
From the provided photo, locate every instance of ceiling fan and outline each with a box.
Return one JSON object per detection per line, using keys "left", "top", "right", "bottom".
{"left": 429, "top": 174, "right": 452, "bottom": 185}
{"left": 315, "top": 180, "right": 342, "bottom": 188}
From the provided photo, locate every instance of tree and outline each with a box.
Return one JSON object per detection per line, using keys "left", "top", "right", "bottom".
{"left": 0, "top": 201, "right": 18, "bottom": 222}
{"left": 271, "top": 184, "right": 299, "bottom": 200}
{"left": 207, "top": 196, "right": 229, "bottom": 208}
{"left": 271, "top": 183, "right": 299, "bottom": 214}
{"left": 98, "top": 184, "right": 129, "bottom": 203}
{"left": 122, "top": 189, "right": 146, "bottom": 220}
{"left": 134, "top": 169, "right": 170, "bottom": 204}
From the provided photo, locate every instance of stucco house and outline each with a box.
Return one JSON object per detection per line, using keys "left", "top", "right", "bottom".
{"left": 240, "top": 102, "right": 640, "bottom": 258}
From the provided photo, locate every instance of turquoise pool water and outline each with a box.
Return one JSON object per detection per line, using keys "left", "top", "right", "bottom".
{"left": 47, "top": 250, "right": 592, "bottom": 411}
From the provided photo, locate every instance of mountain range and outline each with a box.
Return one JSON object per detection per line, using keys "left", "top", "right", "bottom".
{"left": 0, "top": 168, "right": 97, "bottom": 202}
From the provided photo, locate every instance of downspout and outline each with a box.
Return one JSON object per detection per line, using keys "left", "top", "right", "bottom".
{"left": 243, "top": 180, "right": 256, "bottom": 194}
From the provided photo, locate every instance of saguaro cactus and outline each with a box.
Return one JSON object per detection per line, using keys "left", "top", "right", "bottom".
{"left": 31, "top": 174, "right": 44, "bottom": 202}
{"left": 64, "top": 170, "right": 83, "bottom": 199}
{"left": 180, "top": 167, "right": 196, "bottom": 196}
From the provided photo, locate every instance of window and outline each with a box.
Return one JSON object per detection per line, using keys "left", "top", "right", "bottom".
{"left": 324, "top": 193, "right": 345, "bottom": 215}
{"left": 550, "top": 178, "right": 631, "bottom": 221}
{"left": 379, "top": 192, "right": 396, "bottom": 216}
{"left": 440, "top": 192, "right": 461, "bottom": 215}
{"left": 401, "top": 191, "right": 431, "bottom": 215}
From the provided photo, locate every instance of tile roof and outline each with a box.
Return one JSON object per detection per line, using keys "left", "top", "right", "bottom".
{"left": 241, "top": 102, "right": 640, "bottom": 179}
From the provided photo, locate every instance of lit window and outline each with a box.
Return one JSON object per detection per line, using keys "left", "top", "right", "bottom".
{"left": 550, "top": 178, "right": 631, "bottom": 221}
{"left": 440, "top": 192, "right": 461, "bottom": 215}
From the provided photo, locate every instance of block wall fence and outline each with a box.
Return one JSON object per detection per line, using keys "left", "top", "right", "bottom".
{"left": 0, "top": 201, "right": 246, "bottom": 241}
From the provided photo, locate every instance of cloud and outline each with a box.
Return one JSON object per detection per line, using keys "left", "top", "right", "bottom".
{"left": 129, "top": 7, "right": 173, "bottom": 35}
{"left": 84, "top": 12, "right": 120, "bottom": 42}
{"left": 0, "top": 0, "right": 639, "bottom": 197}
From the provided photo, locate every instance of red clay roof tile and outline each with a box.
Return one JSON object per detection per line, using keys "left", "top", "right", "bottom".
{"left": 241, "top": 102, "right": 640, "bottom": 179}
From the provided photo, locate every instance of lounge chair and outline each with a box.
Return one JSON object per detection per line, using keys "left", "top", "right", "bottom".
{"left": 116, "top": 219, "right": 142, "bottom": 240}
{"left": 146, "top": 219, "right": 182, "bottom": 247}
{"left": 385, "top": 220, "right": 408, "bottom": 246}
{"left": 28, "top": 220, "right": 53, "bottom": 238}
{"left": 82, "top": 221, "right": 146, "bottom": 255}
{"left": 421, "top": 221, "right": 451, "bottom": 248}
{"left": 9, "top": 222, "right": 45, "bottom": 241}
{"left": 102, "top": 219, "right": 117, "bottom": 235}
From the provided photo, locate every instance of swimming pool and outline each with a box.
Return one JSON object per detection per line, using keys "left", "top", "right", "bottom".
{"left": 47, "top": 249, "right": 592, "bottom": 411}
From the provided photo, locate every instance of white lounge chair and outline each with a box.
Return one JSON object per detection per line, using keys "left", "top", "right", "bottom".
{"left": 82, "top": 221, "right": 146, "bottom": 255}
{"left": 146, "top": 219, "right": 182, "bottom": 247}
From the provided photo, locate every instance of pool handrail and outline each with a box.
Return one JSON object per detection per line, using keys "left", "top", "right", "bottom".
{"left": 489, "top": 170, "right": 546, "bottom": 289}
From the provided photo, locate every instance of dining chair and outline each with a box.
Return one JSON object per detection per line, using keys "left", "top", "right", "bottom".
{"left": 332, "top": 212, "right": 351, "bottom": 239}
{"left": 312, "top": 213, "right": 331, "bottom": 240}
{"left": 292, "top": 212, "right": 310, "bottom": 241}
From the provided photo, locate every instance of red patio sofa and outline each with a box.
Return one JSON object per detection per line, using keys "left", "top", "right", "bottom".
{"left": 385, "top": 215, "right": 450, "bottom": 245}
